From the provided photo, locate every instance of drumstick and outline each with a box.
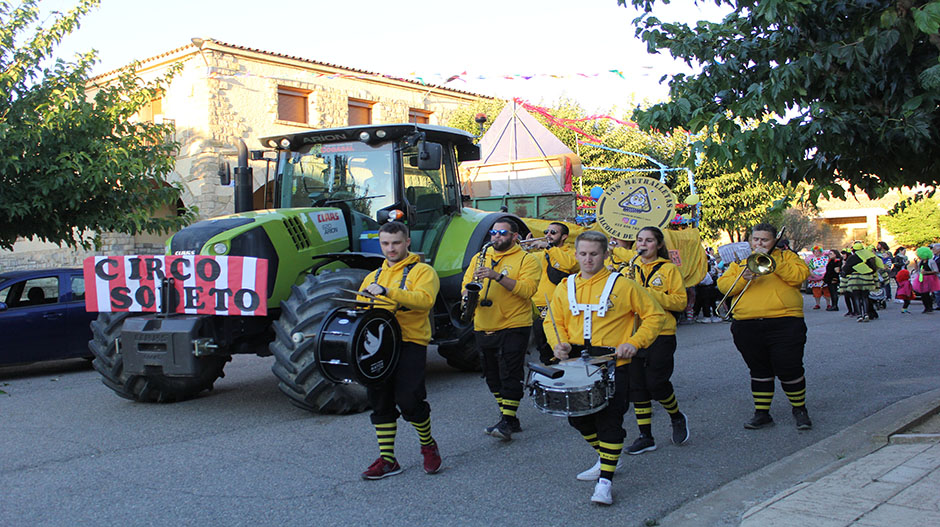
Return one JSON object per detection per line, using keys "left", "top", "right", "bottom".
{"left": 330, "top": 297, "right": 388, "bottom": 307}
{"left": 339, "top": 288, "right": 399, "bottom": 308}
{"left": 561, "top": 353, "right": 615, "bottom": 364}
{"left": 544, "top": 294, "right": 562, "bottom": 347}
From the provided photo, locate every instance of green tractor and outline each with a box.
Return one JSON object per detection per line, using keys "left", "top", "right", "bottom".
{"left": 89, "top": 124, "right": 524, "bottom": 413}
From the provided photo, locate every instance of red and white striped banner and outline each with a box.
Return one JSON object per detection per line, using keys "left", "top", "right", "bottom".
{"left": 83, "top": 256, "right": 269, "bottom": 316}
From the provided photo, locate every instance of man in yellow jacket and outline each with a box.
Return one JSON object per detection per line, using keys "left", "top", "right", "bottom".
{"left": 717, "top": 222, "right": 813, "bottom": 431}
{"left": 545, "top": 230, "right": 665, "bottom": 506}
{"left": 462, "top": 218, "right": 541, "bottom": 441}
{"left": 357, "top": 222, "right": 442, "bottom": 480}
{"left": 527, "top": 222, "right": 579, "bottom": 365}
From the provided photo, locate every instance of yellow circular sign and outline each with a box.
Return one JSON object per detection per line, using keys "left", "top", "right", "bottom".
{"left": 595, "top": 176, "right": 676, "bottom": 241}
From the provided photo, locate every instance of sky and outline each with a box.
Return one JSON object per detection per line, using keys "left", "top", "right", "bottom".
{"left": 44, "top": 0, "right": 728, "bottom": 113}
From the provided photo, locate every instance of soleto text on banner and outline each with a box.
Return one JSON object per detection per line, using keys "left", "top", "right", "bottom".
{"left": 83, "top": 256, "right": 269, "bottom": 316}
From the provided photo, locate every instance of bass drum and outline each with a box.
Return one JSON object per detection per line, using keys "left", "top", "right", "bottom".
{"left": 315, "top": 308, "right": 401, "bottom": 386}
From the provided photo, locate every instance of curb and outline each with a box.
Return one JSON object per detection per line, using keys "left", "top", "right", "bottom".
{"left": 658, "top": 387, "right": 940, "bottom": 527}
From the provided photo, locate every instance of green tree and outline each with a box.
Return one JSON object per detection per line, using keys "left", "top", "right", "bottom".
{"left": 881, "top": 197, "right": 940, "bottom": 246}
{"left": 0, "top": 0, "right": 196, "bottom": 250}
{"left": 696, "top": 162, "right": 791, "bottom": 242}
{"left": 621, "top": 0, "right": 940, "bottom": 200}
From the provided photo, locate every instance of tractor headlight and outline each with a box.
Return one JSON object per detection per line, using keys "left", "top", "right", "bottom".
{"left": 359, "top": 131, "right": 371, "bottom": 142}
{"left": 279, "top": 138, "right": 291, "bottom": 148}
{"left": 212, "top": 242, "right": 228, "bottom": 255}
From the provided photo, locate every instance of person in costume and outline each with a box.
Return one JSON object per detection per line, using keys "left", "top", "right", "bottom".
{"left": 357, "top": 222, "right": 442, "bottom": 479}
{"left": 895, "top": 268, "right": 914, "bottom": 314}
{"left": 545, "top": 230, "right": 666, "bottom": 505}
{"left": 805, "top": 246, "right": 831, "bottom": 310}
{"left": 912, "top": 246, "right": 940, "bottom": 313}
{"left": 462, "top": 218, "right": 541, "bottom": 441}
{"left": 842, "top": 242, "right": 880, "bottom": 322}
{"left": 823, "top": 249, "right": 843, "bottom": 311}
{"left": 526, "top": 222, "right": 579, "bottom": 365}
{"left": 624, "top": 226, "right": 690, "bottom": 455}
{"left": 717, "top": 223, "right": 813, "bottom": 431}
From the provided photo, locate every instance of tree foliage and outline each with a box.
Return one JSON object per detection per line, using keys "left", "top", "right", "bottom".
{"left": 881, "top": 196, "right": 940, "bottom": 246}
{"left": 0, "top": 0, "right": 197, "bottom": 250}
{"left": 622, "top": 0, "right": 940, "bottom": 201}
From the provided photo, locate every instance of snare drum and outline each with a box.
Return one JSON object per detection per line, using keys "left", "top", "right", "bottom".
{"left": 528, "top": 361, "right": 615, "bottom": 417}
{"left": 315, "top": 308, "right": 401, "bottom": 386}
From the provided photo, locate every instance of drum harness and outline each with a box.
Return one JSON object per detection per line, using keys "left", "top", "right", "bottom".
{"left": 567, "top": 271, "right": 621, "bottom": 354}
{"left": 370, "top": 262, "right": 417, "bottom": 312}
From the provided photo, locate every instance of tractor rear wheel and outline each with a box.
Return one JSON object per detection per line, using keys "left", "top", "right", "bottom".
{"left": 89, "top": 313, "right": 228, "bottom": 403}
{"left": 270, "top": 269, "right": 371, "bottom": 414}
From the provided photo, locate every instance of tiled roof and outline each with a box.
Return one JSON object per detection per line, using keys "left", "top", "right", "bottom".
{"left": 90, "top": 38, "right": 492, "bottom": 99}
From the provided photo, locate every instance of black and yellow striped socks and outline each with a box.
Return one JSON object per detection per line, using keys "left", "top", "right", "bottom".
{"left": 658, "top": 392, "right": 680, "bottom": 416}
{"left": 598, "top": 441, "right": 623, "bottom": 481}
{"left": 580, "top": 431, "right": 600, "bottom": 451}
{"left": 409, "top": 417, "right": 435, "bottom": 446}
{"left": 500, "top": 398, "right": 520, "bottom": 418}
{"left": 633, "top": 401, "right": 653, "bottom": 436}
{"left": 781, "top": 377, "right": 807, "bottom": 408}
{"left": 374, "top": 422, "right": 397, "bottom": 462}
{"left": 751, "top": 378, "right": 775, "bottom": 412}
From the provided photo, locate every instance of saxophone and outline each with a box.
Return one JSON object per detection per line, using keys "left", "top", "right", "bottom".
{"left": 459, "top": 241, "right": 493, "bottom": 324}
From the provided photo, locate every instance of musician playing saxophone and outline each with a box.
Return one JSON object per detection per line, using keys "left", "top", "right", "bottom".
{"left": 716, "top": 222, "right": 813, "bottom": 431}
{"left": 545, "top": 230, "right": 665, "bottom": 506}
{"left": 357, "top": 221, "right": 442, "bottom": 480}
{"left": 525, "top": 222, "right": 579, "bottom": 365}
{"left": 461, "top": 218, "right": 540, "bottom": 442}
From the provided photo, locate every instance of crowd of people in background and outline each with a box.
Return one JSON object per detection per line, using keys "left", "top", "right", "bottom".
{"left": 689, "top": 240, "right": 940, "bottom": 324}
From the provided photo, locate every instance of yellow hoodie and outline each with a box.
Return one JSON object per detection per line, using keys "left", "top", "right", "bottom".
{"left": 359, "top": 252, "right": 440, "bottom": 345}
{"left": 606, "top": 246, "right": 638, "bottom": 273}
{"left": 462, "top": 243, "right": 541, "bottom": 332}
{"left": 533, "top": 245, "right": 580, "bottom": 308}
{"left": 717, "top": 249, "right": 809, "bottom": 320}
{"left": 544, "top": 267, "right": 665, "bottom": 366}
{"left": 631, "top": 257, "right": 687, "bottom": 336}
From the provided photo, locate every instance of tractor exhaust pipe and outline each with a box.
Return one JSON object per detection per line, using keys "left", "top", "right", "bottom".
{"left": 234, "top": 139, "right": 253, "bottom": 213}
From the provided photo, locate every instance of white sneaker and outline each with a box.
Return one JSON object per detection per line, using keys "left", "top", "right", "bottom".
{"left": 591, "top": 477, "right": 613, "bottom": 505}
{"left": 576, "top": 456, "right": 625, "bottom": 481}
{"left": 710, "top": 316, "right": 722, "bottom": 323}
{"left": 699, "top": 316, "right": 712, "bottom": 324}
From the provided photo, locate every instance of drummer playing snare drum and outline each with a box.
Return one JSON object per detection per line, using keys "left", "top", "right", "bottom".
{"left": 357, "top": 222, "right": 442, "bottom": 480}
{"left": 545, "top": 230, "right": 665, "bottom": 505}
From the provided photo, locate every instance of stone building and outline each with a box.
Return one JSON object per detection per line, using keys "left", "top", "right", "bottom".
{"left": 1, "top": 38, "right": 488, "bottom": 270}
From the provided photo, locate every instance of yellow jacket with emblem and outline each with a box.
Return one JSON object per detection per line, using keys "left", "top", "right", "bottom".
{"left": 532, "top": 245, "right": 579, "bottom": 308}
{"left": 358, "top": 252, "right": 440, "bottom": 345}
{"left": 461, "top": 243, "right": 541, "bottom": 332}
{"left": 717, "top": 249, "right": 809, "bottom": 320}
{"left": 544, "top": 267, "right": 666, "bottom": 366}
{"left": 631, "top": 257, "right": 686, "bottom": 336}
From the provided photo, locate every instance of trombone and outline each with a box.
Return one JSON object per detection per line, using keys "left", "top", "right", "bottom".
{"left": 518, "top": 236, "right": 549, "bottom": 249}
{"left": 716, "top": 229, "right": 785, "bottom": 320}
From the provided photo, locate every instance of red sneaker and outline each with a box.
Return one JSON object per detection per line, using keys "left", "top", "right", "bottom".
{"left": 421, "top": 441, "right": 442, "bottom": 474}
{"left": 361, "top": 458, "right": 402, "bottom": 480}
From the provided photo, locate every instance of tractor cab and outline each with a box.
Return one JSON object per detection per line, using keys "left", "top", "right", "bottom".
{"left": 264, "top": 124, "right": 479, "bottom": 262}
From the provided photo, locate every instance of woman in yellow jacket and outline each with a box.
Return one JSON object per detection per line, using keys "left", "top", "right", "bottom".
{"left": 625, "top": 226, "right": 690, "bottom": 454}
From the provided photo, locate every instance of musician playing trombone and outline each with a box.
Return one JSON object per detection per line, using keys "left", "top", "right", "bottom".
{"left": 357, "top": 221, "right": 442, "bottom": 480}
{"left": 545, "top": 230, "right": 665, "bottom": 505}
{"left": 717, "top": 222, "right": 813, "bottom": 431}
{"left": 461, "top": 218, "right": 541, "bottom": 442}
{"left": 524, "top": 222, "right": 579, "bottom": 365}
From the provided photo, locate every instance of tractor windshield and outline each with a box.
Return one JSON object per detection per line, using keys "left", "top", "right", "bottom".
{"left": 278, "top": 141, "right": 396, "bottom": 217}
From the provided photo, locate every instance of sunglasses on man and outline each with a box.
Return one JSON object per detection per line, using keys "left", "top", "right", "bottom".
{"left": 489, "top": 229, "right": 511, "bottom": 236}
{"left": 544, "top": 229, "right": 559, "bottom": 235}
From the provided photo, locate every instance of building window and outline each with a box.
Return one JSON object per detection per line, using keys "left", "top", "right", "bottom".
{"left": 138, "top": 97, "right": 163, "bottom": 123}
{"left": 278, "top": 87, "right": 309, "bottom": 123}
{"left": 408, "top": 109, "right": 431, "bottom": 124}
{"left": 348, "top": 98, "right": 374, "bottom": 125}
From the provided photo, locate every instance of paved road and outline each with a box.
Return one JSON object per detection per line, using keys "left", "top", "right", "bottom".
{"left": 1, "top": 302, "right": 937, "bottom": 526}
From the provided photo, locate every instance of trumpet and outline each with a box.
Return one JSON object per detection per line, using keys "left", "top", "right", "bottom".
{"left": 519, "top": 236, "right": 549, "bottom": 248}
{"left": 716, "top": 228, "right": 785, "bottom": 320}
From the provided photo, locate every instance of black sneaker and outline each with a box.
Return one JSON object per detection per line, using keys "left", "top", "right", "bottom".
{"left": 484, "top": 418, "right": 501, "bottom": 436}
{"left": 671, "top": 412, "right": 690, "bottom": 445}
{"left": 490, "top": 419, "right": 513, "bottom": 441}
{"left": 506, "top": 416, "right": 522, "bottom": 434}
{"left": 626, "top": 434, "right": 657, "bottom": 455}
{"left": 792, "top": 406, "right": 813, "bottom": 430}
{"left": 744, "top": 411, "right": 775, "bottom": 430}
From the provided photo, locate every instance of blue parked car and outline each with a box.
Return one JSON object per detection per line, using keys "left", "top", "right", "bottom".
{"left": 0, "top": 268, "right": 96, "bottom": 365}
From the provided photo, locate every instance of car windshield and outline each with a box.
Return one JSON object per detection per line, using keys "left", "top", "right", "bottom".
{"left": 278, "top": 141, "right": 396, "bottom": 218}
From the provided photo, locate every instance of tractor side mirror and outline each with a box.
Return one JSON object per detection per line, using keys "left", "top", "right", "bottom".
{"left": 218, "top": 161, "right": 232, "bottom": 186}
{"left": 417, "top": 141, "right": 442, "bottom": 171}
